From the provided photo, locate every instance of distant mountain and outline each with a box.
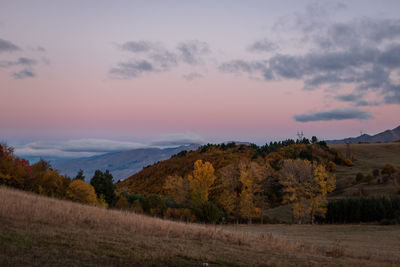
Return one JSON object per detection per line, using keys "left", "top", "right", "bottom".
{"left": 51, "top": 144, "right": 200, "bottom": 182}
{"left": 327, "top": 125, "right": 400, "bottom": 144}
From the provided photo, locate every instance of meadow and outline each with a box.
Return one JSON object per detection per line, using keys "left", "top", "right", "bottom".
{"left": 329, "top": 142, "right": 400, "bottom": 198}
{"left": 1, "top": 186, "right": 399, "bottom": 266}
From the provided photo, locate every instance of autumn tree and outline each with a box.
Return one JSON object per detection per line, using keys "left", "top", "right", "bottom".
{"left": 0, "top": 144, "right": 31, "bottom": 189}
{"left": 381, "top": 164, "right": 398, "bottom": 178}
{"left": 279, "top": 159, "right": 335, "bottom": 223}
{"left": 238, "top": 161, "right": 257, "bottom": 223}
{"left": 188, "top": 160, "right": 216, "bottom": 205}
{"left": 66, "top": 179, "right": 99, "bottom": 205}
{"left": 215, "top": 164, "right": 240, "bottom": 220}
{"left": 40, "top": 170, "right": 69, "bottom": 198}
{"left": 163, "top": 175, "right": 189, "bottom": 205}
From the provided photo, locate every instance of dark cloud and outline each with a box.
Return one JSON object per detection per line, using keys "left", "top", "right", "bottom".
{"left": 218, "top": 59, "right": 273, "bottom": 79}
{"left": 183, "top": 72, "right": 203, "bottom": 81}
{"left": 109, "top": 60, "right": 154, "bottom": 78}
{"left": 220, "top": 29, "right": 400, "bottom": 106}
{"left": 248, "top": 39, "right": 278, "bottom": 53}
{"left": 294, "top": 108, "right": 372, "bottom": 122}
{"left": 0, "top": 57, "right": 37, "bottom": 68}
{"left": 112, "top": 40, "right": 209, "bottom": 79}
{"left": 0, "top": 38, "right": 20, "bottom": 53}
{"left": 177, "top": 40, "right": 210, "bottom": 65}
{"left": 335, "top": 94, "right": 358, "bottom": 102}
{"left": 383, "top": 84, "right": 400, "bottom": 104}
{"left": 12, "top": 69, "right": 35, "bottom": 79}
{"left": 149, "top": 50, "right": 178, "bottom": 70}
{"left": 217, "top": 3, "right": 400, "bottom": 108}
{"left": 120, "top": 41, "right": 154, "bottom": 53}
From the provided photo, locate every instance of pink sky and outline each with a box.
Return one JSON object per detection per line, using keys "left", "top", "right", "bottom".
{"left": 1, "top": 1, "right": 400, "bottom": 157}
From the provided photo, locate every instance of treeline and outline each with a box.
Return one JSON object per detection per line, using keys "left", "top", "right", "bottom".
{"left": 0, "top": 143, "right": 117, "bottom": 207}
{"left": 2, "top": 139, "right": 340, "bottom": 224}
{"left": 318, "top": 197, "right": 400, "bottom": 224}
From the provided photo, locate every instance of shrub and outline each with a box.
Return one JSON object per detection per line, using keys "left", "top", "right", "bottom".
{"left": 364, "top": 174, "right": 373, "bottom": 184}
{"left": 343, "top": 158, "right": 353, "bottom": 166}
{"left": 142, "top": 194, "right": 167, "bottom": 216}
{"left": 66, "top": 179, "right": 99, "bottom": 206}
{"left": 327, "top": 161, "right": 336, "bottom": 172}
{"left": 356, "top": 173, "right": 364, "bottom": 183}
{"left": 115, "top": 195, "right": 130, "bottom": 210}
{"left": 381, "top": 164, "right": 398, "bottom": 177}
{"left": 194, "top": 201, "right": 222, "bottom": 223}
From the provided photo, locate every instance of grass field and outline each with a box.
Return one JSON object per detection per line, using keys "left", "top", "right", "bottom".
{"left": 1, "top": 186, "right": 399, "bottom": 266}
{"left": 226, "top": 224, "right": 400, "bottom": 264}
{"left": 329, "top": 142, "right": 400, "bottom": 198}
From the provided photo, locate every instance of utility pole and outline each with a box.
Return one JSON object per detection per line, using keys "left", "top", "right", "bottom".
{"left": 346, "top": 142, "right": 351, "bottom": 159}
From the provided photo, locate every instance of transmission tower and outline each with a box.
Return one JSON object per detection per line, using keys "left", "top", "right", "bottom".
{"left": 296, "top": 131, "right": 304, "bottom": 140}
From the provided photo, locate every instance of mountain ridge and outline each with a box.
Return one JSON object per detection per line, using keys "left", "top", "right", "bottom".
{"left": 51, "top": 144, "right": 200, "bottom": 181}
{"left": 327, "top": 125, "right": 400, "bottom": 144}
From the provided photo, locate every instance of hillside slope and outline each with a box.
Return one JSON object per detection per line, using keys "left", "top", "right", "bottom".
{"left": 328, "top": 142, "right": 400, "bottom": 198}
{"left": 327, "top": 125, "right": 400, "bottom": 144}
{"left": 1, "top": 186, "right": 397, "bottom": 266}
{"left": 52, "top": 144, "right": 199, "bottom": 182}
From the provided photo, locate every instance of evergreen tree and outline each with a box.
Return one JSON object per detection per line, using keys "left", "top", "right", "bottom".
{"left": 90, "top": 170, "right": 116, "bottom": 206}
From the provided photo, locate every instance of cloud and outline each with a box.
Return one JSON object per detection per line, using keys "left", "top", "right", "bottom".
{"left": 12, "top": 69, "right": 35, "bottom": 79}
{"left": 0, "top": 38, "right": 20, "bottom": 53}
{"left": 183, "top": 72, "right": 204, "bottom": 81}
{"left": 109, "top": 60, "right": 155, "bottom": 78}
{"left": 177, "top": 40, "right": 210, "bottom": 65}
{"left": 294, "top": 108, "right": 372, "bottom": 122}
{"left": 220, "top": 12, "right": 400, "bottom": 107}
{"left": 111, "top": 40, "right": 209, "bottom": 79}
{"left": 151, "top": 132, "right": 204, "bottom": 146}
{"left": 218, "top": 59, "right": 273, "bottom": 79}
{"left": 0, "top": 57, "right": 37, "bottom": 68}
{"left": 248, "top": 39, "right": 278, "bottom": 53}
{"left": 120, "top": 41, "right": 155, "bottom": 53}
{"left": 14, "top": 139, "right": 148, "bottom": 159}
{"left": 335, "top": 94, "right": 358, "bottom": 102}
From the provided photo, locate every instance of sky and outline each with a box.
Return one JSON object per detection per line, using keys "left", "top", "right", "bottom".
{"left": 1, "top": 0, "right": 400, "bottom": 159}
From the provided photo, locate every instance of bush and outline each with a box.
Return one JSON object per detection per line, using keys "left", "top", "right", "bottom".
{"left": 194, "top": 201, "right": 222, "bottom": 223}
{"left": 344, "top": 158, "right": 353, "bottom": 166}
{"left": 381, "top": 164, "right": 398, "bottom": 177}
{"left": 327, "top": 161, "right": 336, "bottom": 172}
{"left": 66, "top": 179, "right": 99, "bottom": 206}
{"left": 142, "top": 194, "right": 167, "bottom": 216}
{"left": 356, "top": 173, "right": 364, "bottom": 183}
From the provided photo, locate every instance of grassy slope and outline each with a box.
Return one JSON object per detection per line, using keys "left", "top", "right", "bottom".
{"left": 1, "top": 186, "right": 395, "bottom": 266}
{"left": 329, "top": 142, "right": 400, "bottom": 198}
{"left": 265, "top": 143, "right": 400, "bottom": 222}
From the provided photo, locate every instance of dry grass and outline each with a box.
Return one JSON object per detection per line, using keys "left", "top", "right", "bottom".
{"left": 329, "top": 142, "right": 400, "bottom": 198}
{"left": 0, "top": 186, "right": 398, "bottom": 266}
{"left": 226, "top": 224, "right": 400, "bottom": 265}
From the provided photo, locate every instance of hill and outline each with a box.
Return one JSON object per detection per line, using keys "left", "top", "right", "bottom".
{"left": 51, "top": 144, "right": 199, "bottom": 182}
{"left": 117, "top": 141, "right": 340, "bottom": 201}
{"left": 327, "top": 125, "right": 400, "bottom": 144}
{"left": 1, "top": 186, "right": 398, "bottom": 266}
{"left": 328, "top": 142, "right": 400, "bottom": 198}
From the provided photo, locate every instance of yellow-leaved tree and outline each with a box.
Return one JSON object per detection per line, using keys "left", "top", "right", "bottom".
{"left": 188, "top": 160, "right": 216, "bottom": 206}
{"left": 238, "top": 161, "right": 257, "bottom": 223}
{"left": 66, "top": 179, "right": 100, "bottom": 206}
{"left": 163, "top": 175, "right": 189, "bottom": 205}
{"left": 215, "top": 164, "right": 239, "bottom": 220}
{"left": 279, "top": 159, "right": 335, "bottom": 223}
